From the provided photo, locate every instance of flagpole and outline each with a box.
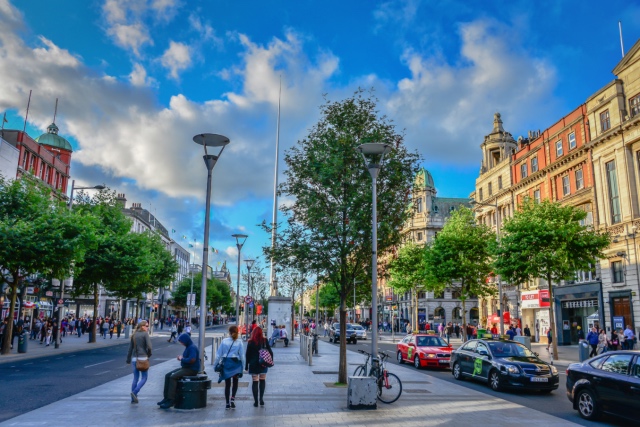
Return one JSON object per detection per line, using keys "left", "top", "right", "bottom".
{"left": 269, "top": 76, "right": 281, "bottom": 297}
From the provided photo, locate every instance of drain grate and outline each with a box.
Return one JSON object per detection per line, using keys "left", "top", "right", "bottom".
{"left": 404, "top": 389, "right": 431, "bottom": 394}
{"left": 312, "top": 371, "right": 339, "bottom": 374}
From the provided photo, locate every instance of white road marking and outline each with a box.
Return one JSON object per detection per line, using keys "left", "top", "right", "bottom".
{"left": 84, "top": 359, "right": 115, "bottom": 368}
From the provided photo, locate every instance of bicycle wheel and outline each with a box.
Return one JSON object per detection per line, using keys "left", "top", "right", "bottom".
{"left": 353, "top": 365, "right": 366, "bottom": 376}
{"left": 377, "top": 372, "right": 402, "bottom": 404}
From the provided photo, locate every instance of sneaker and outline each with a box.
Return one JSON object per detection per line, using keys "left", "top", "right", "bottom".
{"left": 230, "top": 400, "right": 236, "bottom": 409}
{"left": 157, "top": 398, "right": 169, "bottom": 406}
{"left": 159, "top": 400, "right": 174, "bottom": 409}
{"left": 260, "top": 400, "right": 265, "bottom": 407}
{"left": 131, "top": 392, "right": 138, "bottom": 404}
{"left": 253, "top": 401, "right": 258, "bottom": 407}
{"left": 225, "top": 404, "right": 231, "bottom": 410}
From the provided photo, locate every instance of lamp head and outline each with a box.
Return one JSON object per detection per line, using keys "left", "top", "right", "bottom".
{"left": 94, "top": 184, "right": 106, "bottom": 190}
{"left": 193, "top": 133, "right": 230, "bottom": 147}
{"left": 232, "top": 233, "right": 249, "bottom": 247}
{"left": 244, "top": 259, "right": 255, "bottom": 270}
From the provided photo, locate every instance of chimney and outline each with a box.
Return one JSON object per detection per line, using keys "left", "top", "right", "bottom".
{"left": 115, "top": 193, "right": 127, "bottom": 209}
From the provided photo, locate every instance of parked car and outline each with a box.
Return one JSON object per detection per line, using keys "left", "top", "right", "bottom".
{"left": 566, "top": 350, "right": 640, "bottom": 421}
{"left": 450, "top": 338, "right": 559, "bottom": 392}
{"left": 351, "top": 324, "right": 367, "bottom": 340}
{"left": 396, "top": 334, "right": 452, "bottom": 369}
{"left": 329, "top": 323, "right": 357, "bottom": 344}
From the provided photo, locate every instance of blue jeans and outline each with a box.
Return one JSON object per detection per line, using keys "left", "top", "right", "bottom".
{"left": 132, "top": 362, "right": 148, "bottom": 395}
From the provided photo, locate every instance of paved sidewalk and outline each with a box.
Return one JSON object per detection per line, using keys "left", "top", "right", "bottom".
{"left": 0, "top": 336, "right": 580, "bottom": 427}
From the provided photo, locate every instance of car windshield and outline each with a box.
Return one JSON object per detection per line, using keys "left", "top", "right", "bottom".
{"left": 416, "top": 336, "right": 448, "bottom": 347}
{"left": 487, "top": 342, "right": 536, "bottom": 358}
{"left": 333, "top": 323, "right": 340, "bottom": 329}
{"left": 351, "top": 325, "right": 364, "bottom": 330}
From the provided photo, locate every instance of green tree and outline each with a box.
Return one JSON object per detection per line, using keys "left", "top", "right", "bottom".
{"left": 308, "top": 282, "right": 341, "bottom": 317}
{"left": 263, "top": 90, "right": 420, "bottom": 383}
{"left": 387, "top": 242, "right": 427, "bottom": 332}
{"left": 0, "top": 175, "right": 97, "bottom": 354}
{"left": 172, "top": 272, "right": 231, "bottom": 314}
{"left": 493, "top": 200, "right": 610, "bottom": 360}
{"left": 423, "top": 207, "right": 496, "bottom": 342}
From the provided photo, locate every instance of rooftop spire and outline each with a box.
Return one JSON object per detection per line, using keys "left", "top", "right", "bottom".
{"left": 492, "top": 112, "right": 504, "bottom": 133}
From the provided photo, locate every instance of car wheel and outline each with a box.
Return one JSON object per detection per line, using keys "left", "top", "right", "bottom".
{"left": 452, "top": 362, "right": 464, "bottom": 380}
{"left": 489, "top": 370, "right": 502, "bottom": 392}
{"left": 414, "top": 356, "right": 421, "bottom": 369}
{"left": 576, "top": 388, "right": 600, "bottom": 420}
{"left": 397, "top": 351, "right": 404, "bottom": 364}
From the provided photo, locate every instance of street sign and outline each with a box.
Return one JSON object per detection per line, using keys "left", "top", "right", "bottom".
{"left": 244, "top": 296, "right": 253, "bottom": 303}
{"left": 187, "top": 293, "right": 196, "bottom": 307}
{"left": 58, "top": 299, "right": 64, "bottom": 305}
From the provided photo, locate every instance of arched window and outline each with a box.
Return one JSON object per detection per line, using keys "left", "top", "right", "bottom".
{"left": 434, "top": 307, "right": 445, "bottom": 320}
{"left": 470, "top": 307, "right": 479, "bottom": 324}
{"left": 452, "top": 307, "right": 462, "bottom": 322}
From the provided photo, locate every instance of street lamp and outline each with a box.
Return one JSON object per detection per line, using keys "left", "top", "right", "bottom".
{"left": 357, "top": 142, "right": 393, "bottom": 372}
{"left": 193, "top": 133, "right": 230, "bottom": 368}
{"left": 68, "top": 181, "right": 106, "bottom": 210}
{"left": 232, "top": 234, "right": 248, "bottom": 326}
{"left": 244, "top": 259, "right": 255, "bottom": 340}
{"left": 469, "top": 198, "right": 503, "bottom": 335}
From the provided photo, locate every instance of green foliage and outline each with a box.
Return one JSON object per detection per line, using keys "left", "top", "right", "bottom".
{"left": 262, "top": 90, "right": 420, "bottom": 383}
{"left": 172, "top": 272, "right": 232, "bottom": 312}
{"left": 424, "top": 207, "right": 496, "bottom": 301}
{"left": 387, "top": 242, "right": 427, "bottom": 294}
{"left": 308, "top": 283, "right": 341, "bottom": 313}
{"left": 494, "top": 200, "right": 609, "bottom": 285}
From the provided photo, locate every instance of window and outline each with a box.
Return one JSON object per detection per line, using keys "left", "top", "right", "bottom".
{"left": 461, "top": 341, "right": 477, "bottom": 352}
{"left": 631, "top": 94, "right": 640, "bottom": 118}
{"left": 22, "top": 152, "right": 28, "bottom": 169}
{"left": 498, "top": 176, "right": 503, "bottom": 190}
{"left": 39, "top": 162, "right": 44, "bottom": 179}
{"left": 29, "top": 156, "right": 35, "bottom": 172}
{"left": 520, "top": 163, "right": 528, "bottom": 179}
{"left": 568, "top": 132, "right": 576, "bottom": 149}
{"left": 578, "top": 203, "right": 593, "bottom": 226}
{"left": 475, "top": 342, "right": 489, "bottom": 355}
{"left": 479, "top": 188, "right": 483, "bottom": 201}
{"left": 575, "top": 169, "right": 584, "bottom": 190}
{"left": 531, "top": 157, "right": 538, "bottom": 173}
{"left": 562, "top": 175, "right": 570, "bottom": 196}
{"left": 606, "top": 160, "right": 622, "bottom": 224}
{"left": 600, "top": 110, "right": 610, "bottom": 131}
{"left": 632, "top": 357, "right": 640, "bottom": 379}
{"left": 416, "top": 197, "right": 422, "bottom": 213}
{"left": 556, "top": 140, "right": 563, "bottom": 157}
{"left": 44, "top": 166, "right": 50, "bottom": 183}
{"left": 612, "top": 261, "right": 624, "bottom": 283}
{"left": 599, "top": 354, "right": 633, "bottom": 375}
{"left": 417, "top": 232, "right": 423, "bottom": 241}
{"left": 533, "top": 189, "right": 541, "bottom": 204}
{"left": 488, "top": 182, "right": 492, "bottom": 196}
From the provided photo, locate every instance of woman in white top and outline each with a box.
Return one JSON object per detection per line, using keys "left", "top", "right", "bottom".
{"left": 214, "top": 325, "right": 245, "bottom": 409}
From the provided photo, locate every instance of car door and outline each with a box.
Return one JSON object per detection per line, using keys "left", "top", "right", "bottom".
{"left": 400, "top": 335, "right": 411, "bottom": 360}
{"left": 591, "top": 353, "right": 634, "bottom": 413}
{"left": 406, "top": 336, "right": 418, "bottom": 362}
{"left": 474, "top": 342, "right": 492, "bottom": 381}
{"left": 458, "top": 341, "right": 477, "bottom": 376}
{"left": 621, "top": 355, "right": 640, "bottom": 419}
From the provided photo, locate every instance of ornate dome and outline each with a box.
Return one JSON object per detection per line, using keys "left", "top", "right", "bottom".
{"left": 35, "top": 123, "right": 73, "bottom": 152}
{"left": 415, "top": 168, "right": 435, "bottom": 190}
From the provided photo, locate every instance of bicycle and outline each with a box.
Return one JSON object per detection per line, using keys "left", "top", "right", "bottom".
{"left": 353, "top": 349, "right": 402, "bottom": 404}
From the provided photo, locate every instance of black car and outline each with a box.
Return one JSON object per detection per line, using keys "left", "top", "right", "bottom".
{"left": 566, "top": 350, "right": 640, "bottom": 421}
{"left": 450, "top": 338, "right": 559, "bottom": 392}
{"left": 329, "top": 323, "right": 357, "bottom": 344}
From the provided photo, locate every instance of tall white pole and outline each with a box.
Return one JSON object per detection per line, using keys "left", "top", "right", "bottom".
{"left": 370, "top": 171, "right": 379, "bottom": 367}
{"left": 619, "top": 21, "right": 625, "bottom": 58}
{"left": 269, "top": 77, "right": 282, "bottom": 296}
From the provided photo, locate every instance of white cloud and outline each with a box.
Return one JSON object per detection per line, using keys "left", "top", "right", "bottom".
{"left": 188, "top": 14, "right": 223, "bottom": 48}
{"left": 129, "top": 62, "right": 152, "bottom": 86}
{"left": 160, "top": 41, "right": 192, "bottom": 79}
{"left": 107, "top": 23, "right": 152, "bottom": 56}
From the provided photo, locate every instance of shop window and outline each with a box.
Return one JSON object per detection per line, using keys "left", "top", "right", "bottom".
{"left": 575, "top": 169, "right": 584, "bottom": 190}
{"left": 568, "top": 132, "right": 577, "bottom": 150}
{"left": 605, "top": 160, "right": 622, "bottom": 224}
{"left": 612, "top": 261, "right": 624, "bottom": 283}
{"left": 631, "top": 94, "right": 640, "bottom": 118}
{"left": 600, "top": 110, "right": 610, "bottom": 131}
{"left": 531, "top": 156, "right": 538, "bottom": 173}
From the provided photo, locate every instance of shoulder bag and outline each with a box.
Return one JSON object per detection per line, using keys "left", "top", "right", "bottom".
{"left": 134, "top": 336, "right": 150, "bottom": 372}
{"left": 215, "top": 340, "right": 235, "bottom": 373}
{"left": 258, "top": 341, "right": 274, "bottom": 368}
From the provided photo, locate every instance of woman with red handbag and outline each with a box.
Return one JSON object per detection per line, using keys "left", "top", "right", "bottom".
{"left": 245, "top": 326, "right": 273, "bottom": 407}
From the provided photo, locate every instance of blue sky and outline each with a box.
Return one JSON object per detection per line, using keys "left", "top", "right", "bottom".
{"left": 1, "top": 0, "right": 639, "bottom": 292}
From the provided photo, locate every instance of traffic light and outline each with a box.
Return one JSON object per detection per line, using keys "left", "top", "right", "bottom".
{"left": 154, "top": 304, "right": 158, "bottom": 313}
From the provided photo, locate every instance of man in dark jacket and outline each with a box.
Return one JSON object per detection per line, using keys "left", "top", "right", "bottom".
{"left": 158, "top": 333, "right": 200, "bottom": 409}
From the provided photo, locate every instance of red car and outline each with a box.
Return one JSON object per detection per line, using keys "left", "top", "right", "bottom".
{"left": 396, "top": 334, "right": 453, "bottom": 369}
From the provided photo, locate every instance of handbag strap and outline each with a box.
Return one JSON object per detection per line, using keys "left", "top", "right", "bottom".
{"left": 225, "top": 339, "right": 236, "bottom": 358}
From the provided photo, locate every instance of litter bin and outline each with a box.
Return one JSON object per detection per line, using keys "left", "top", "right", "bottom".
{"left": 175, "top": 375, "right": 211, "bottom": 409}
{"left": 476, "top": 329, "right": 488, "bottom": 339}
{"left": 18, "top": 332, "right": 28, "bottom": 353}
{"left": 579, "top": 341, "right": 590, "bottom": 362}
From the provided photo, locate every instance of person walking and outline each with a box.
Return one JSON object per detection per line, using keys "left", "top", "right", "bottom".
{"left": 624, "top": 325, "right": 636, "bottom": 350}
{"left": 158, "top": 334, "right": 200, "bottom": 409}
{"left": 116, "top": 321, "right": 122, "bottom": 339}
{"left": 597, "top": 329, "right": 607, "bottom": 354}
{"left": 586, "top": 326, "right": 599, "bottom": 357}
{"left": 245, "top": 326, "right": 273, "bottom": 407}
{"left": 168, "top": 323, "right": 177, "bottom": 343}
{"left": 214, "top": 325, "right": 245, "bottom": 409}
{"left": 524, "top": 325, "right": 531, "bottom": 337}
{"left": 126, "top": 320, "right": 152, "bottom": 403}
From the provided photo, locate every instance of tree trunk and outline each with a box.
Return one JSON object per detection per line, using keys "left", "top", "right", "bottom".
{"left": 1, "top": 271, "right": 20, "bottom": 355}
{"left": 412, "top": 288, "right": 418, "bottom": 333}
{"left": 461, "top": 298, "right": 467, "bottom": 343}
{"left": 547, "top": 274, "right": 559, "bottom": 361}
{"left": 338, "top": 296, "right": 347, "bottom": 384}
{"left": 90, "top": 284, "right": 98, "bottom": 343}
{"left": 135, "top": 298, "right": 140, "bottom": 321}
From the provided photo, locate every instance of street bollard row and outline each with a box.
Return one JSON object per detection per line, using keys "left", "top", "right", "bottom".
{"left": 299, "top": 334, "right": 313, "bottom": 366}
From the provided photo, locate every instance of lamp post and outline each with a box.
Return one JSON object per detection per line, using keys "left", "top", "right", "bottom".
{"left": 244, "top": 259, "right": 255, "bottom": 340}
{"left": 68, "top": 181, "right": 106, "bottom": 210}
{"left": 193, "top": 133, "right": 230, "bottom": 368}
{"left": 470, "top": 198, "right": 503, "bottom": 335}
{"left": 232, "top": 234, "right": 248, "bottom": 326}
{"left": 357, "top": 142, "right": 393, "bottom": 372}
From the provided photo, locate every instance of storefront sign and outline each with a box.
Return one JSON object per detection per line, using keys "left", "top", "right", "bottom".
{"left": 521, "top": 290, "right": 550, "bottom": 309}
{"left": 613, "top": 316, "right": 625, "bottom": 330}
{"left": 45, "top": 291, "right": 53, "bottom": 297}
{"left": 26, "top": 287, "right": 34, "bottom": 294}
{"left": 561, "top": 299, "right": 597, "bottom": 309}
{"left": 489, "top": 312, "right": 510, "bottom": 324}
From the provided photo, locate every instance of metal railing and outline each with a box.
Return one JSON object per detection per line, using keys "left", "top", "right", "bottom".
{"left": 299, "top": 333, "right": 313, "bottom": 365}
{"left": 210, "top": 334, "right": 227, "bottom": 365}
